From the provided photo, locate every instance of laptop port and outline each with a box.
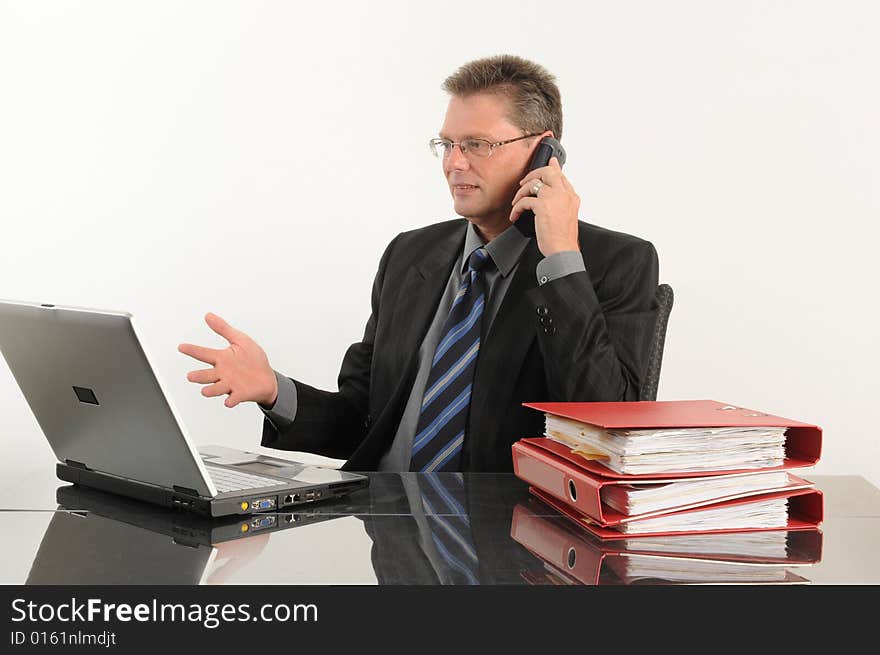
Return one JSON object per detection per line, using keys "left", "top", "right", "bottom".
{"left": 305, "top": 490, "right": 321, "bottom": 501}
{"left": 250, "top": 497, "right": 277, "bottom": 511}
{"left": 283, "top": 514, "right": 296, "bottom": 524}
{"left": 283, "top": 493, "right": 300, "bottom": 506}
{"left": 250, "top": 515, "right": 277, "bottom": 530}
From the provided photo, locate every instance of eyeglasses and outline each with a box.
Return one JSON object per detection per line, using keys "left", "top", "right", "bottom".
{"left": 429, "top": 133, "right": 541, "bottom": 159}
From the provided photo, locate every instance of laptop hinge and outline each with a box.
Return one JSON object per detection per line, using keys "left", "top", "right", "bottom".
{"left": 65, "top": 459, "right": 90, "bottom": 470}
{"left": 173, "top": 485, "right": 200, "bottom": 497}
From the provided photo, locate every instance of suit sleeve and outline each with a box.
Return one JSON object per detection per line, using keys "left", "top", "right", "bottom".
{"left": 525, "top": 238, "right": 660, "bottom": 401}
{"left": 259, "top": 235, "right": 398, "bottom": 459}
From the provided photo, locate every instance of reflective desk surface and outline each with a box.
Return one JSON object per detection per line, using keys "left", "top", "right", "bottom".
{"left": 2, "top": 461, "right": 879, "bottom": 585}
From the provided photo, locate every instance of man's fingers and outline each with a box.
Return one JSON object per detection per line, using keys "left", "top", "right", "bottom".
{"left": 201, "top": 382, "right": 231, "bottom": 398}
{"left": 549, "top": 158, "right": 574, "bottom": 193}
{"left": 519, "top": 163, "right": 562, "bottom": 188}
{"left": 511, "top": 178, "right": 555, "bottom": 207}
{"left": 510, "top": 196, "right": 539, "bottom": 223}
{"left": 205, "top": 312, "right": 243, "bottom": 344}
{"left": 224, "top": 393, "right": 241, "bottom": 409}
{"left": 518, "top": 169, "right": 545, "bottom": 187}
{"left": 178, "top": 343, "right": 221, "bottom": 365}
{"left": 187, "top": 368, "right": 220, "bottom": 384}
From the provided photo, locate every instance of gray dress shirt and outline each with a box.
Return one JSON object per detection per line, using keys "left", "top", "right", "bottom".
{"left": 261, "top": 222, "right": 586, "bottom": 470}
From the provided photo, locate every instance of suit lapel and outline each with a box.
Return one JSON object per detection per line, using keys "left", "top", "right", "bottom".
{"left": 469, "top": 240, "right": 542, "bottom": 438}
{"left": 387, "top": 223, "right": 466, "bottom": 382}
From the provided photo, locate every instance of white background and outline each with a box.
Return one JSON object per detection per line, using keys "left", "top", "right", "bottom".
{"left": 1, "top": 0, "right": 878, "bottom": 494}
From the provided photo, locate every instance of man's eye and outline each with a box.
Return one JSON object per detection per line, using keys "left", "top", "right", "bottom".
{"left": 464, "top": 140, "right": 485, "bottom": 153}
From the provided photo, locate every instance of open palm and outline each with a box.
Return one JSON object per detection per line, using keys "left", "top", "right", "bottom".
{"left": 178, "top": 313, "right": 278, "bottom": 408}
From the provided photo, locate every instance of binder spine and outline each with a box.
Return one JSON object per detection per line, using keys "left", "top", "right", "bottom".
{"left": 513, "top": 441, "right": 605, "bottom": 521}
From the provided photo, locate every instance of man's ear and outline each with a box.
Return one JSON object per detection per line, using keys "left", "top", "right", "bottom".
{"left": 526, "top": 131, "right": 554, "bottom": 157}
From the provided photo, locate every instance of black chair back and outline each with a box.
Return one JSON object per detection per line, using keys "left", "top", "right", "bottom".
{"left": 640, "top": 283, "right": 674, "bottom": 401}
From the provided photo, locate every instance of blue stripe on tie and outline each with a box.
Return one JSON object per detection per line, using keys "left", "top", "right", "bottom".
{"left": 429, "top": 530, "right": 479, "bottom": 585}
{"left": 432, "top": 294, "right": 485, "bottom": 365}
{"left": 431, "top": 514, "right": 478, "bottom": 561}
{"left": 411, "top": 389, "right": 471, "bottom": 455}
{"left": 433, "top": 293, "right": 484, "bottom": 366}
{"left": 424, "top": 432, "right": 465, "bottom": 472}
{"left": 420, "top": 494, "right": 439, "bottom": 516}
{"left": 421, "top": 341, "right": 480, "bottom": 410}
{"left": 425, "top": 473, "right": 469, "bottom": 521}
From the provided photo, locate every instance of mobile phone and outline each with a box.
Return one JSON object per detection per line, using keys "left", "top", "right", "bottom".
{"left": 513, "top": 136, "right": 567, "bottom": 237}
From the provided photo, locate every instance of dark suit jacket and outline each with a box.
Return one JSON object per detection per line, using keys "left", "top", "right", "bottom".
{"left": 261, "top": 218, "right": 659, "bottom": 472}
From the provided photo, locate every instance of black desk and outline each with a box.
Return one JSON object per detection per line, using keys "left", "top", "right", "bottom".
{"left": 2, "top": 464, "right": 879, "bottom": 585}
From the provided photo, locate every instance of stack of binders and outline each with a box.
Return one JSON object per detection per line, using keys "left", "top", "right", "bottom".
{"left": 511, "top": 400, "right": 824, "bottom": 582}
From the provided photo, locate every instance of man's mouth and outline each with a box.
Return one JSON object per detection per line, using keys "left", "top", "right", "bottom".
{"left": 452, "top": 184, "right": 479, "bottom": 191}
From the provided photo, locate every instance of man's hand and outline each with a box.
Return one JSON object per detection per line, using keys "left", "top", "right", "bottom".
{"left": 178, "top": 313, "right": 278, "bottom": 409}
{"left": 509, "top": 157, "right": 581, "bottom": 257}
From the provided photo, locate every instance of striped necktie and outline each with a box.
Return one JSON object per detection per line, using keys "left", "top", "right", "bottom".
{"left": 409, "top": 247, "right": 490, "bottom": 472}
{"left": 419, "top": 473, "right": 480, "bottom": 585}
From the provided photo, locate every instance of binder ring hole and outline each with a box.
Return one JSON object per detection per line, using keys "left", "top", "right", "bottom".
{"left": 567, "top": 547, "right": 577, "bottom": 569}
{"left": 568, "top": 479, "right": 577, "bottom": 502}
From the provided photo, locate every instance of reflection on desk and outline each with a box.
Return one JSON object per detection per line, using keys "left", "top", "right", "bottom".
{"left": 511, "top": 497, "right": 823, "bottom": 585}
{"left": 7, "top": 474, "right": 880, "bottom": 585}
{"left": 27, "top": 485, "right": 344, "bottom": 585}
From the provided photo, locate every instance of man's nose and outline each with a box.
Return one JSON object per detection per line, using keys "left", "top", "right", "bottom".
{"left": 444, "top": 144, "right": 470, "bottom": 173}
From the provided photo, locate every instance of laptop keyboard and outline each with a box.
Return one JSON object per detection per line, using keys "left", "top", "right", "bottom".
{"left": 205, "top": 465, "right": 283, "bottom": 493}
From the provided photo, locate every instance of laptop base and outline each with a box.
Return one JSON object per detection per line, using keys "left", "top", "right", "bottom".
{"left": 56, "top": 462, "right": 368, "bottom": 518}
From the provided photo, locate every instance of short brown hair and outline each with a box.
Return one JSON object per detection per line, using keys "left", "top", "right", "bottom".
{"left": 442, "top": 54, "right": 563, "bottom": 140}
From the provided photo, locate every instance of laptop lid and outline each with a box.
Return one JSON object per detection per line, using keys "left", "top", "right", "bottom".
{"left": 0, "top": 299, "right": 217, "bottom": 497}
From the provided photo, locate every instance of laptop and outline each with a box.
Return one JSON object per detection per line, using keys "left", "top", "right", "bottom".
{"left": 0, "top": 299, "right": 369, "bottom": 517}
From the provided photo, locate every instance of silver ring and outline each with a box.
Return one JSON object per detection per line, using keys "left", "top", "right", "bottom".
{"left": 530, "top": 179, "right": 544, "bottom": 196}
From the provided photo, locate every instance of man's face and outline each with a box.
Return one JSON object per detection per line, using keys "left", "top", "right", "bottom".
{"left": 438, "top": 93, "right": 541, "bottom": 233}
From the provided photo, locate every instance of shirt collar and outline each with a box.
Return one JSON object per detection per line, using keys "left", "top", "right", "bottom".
{"left": 460, "top": 222, "right": 531, "bottom": 278}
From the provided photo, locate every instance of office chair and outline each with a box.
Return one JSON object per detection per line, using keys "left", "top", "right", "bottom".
{"left": 639, "top": 283, "right": 674, "bottom": 401}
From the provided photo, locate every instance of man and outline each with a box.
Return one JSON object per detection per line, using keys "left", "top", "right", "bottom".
{"left": 179, "top": 55, "right": 659, "bottom": 472}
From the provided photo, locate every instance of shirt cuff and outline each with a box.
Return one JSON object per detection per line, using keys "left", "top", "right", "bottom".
{"left": 259, "top": 370, "right": 297, "bottom": 430}
{"left": 536, "top": 250, "right": 586, "bottom": 285}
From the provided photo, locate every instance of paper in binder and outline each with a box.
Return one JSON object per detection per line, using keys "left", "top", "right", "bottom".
{"left": 523, "top": 399, "right": 822, "bottom": 477}
{"left": 512, "top": 438, "right": 819, "bottom": 529}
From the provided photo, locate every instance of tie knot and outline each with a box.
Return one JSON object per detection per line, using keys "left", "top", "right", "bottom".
{"left": 466, "top": 247, "right": 490, "bottom": 274}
